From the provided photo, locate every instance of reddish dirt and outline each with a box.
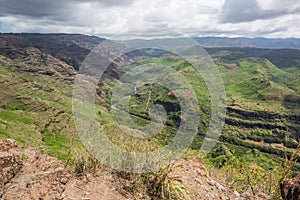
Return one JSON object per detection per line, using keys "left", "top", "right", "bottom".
{"left": 0, "top": 139, "right": 271, "bottom": 200}
{"left": 171, "top": 158, "right": 270, "bottom": 200}
{"left": 0, "top": 139, "right": 126, "bottom": 200}
{"left": 224, "top": 63, "right": 240, "bottom": 70}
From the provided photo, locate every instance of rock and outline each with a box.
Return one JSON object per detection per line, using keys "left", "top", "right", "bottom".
{"left": 215, "top": 182, "right": 227, "bottom": 192}
{"left": 240, "top": 192, "right": 254, "bottom": 200}
{"left": 0, "top": 139, "right": 23, "bottom": 196}
{"left": 207, "top": 179, "right": 217, "bottom": 187}
{"left": 0, "top": 139, "right": 126, "bottom": 200}
{"left": 171, "top": 158, "right": 270, "bottom": 200}
{"left": 234, "top": 190, "right": 240, "bottom": 197}
{"left": 60, "top": 177, "right": 68, "bottom": 185}
{"left": 281, "top": 174, "right": 300, "bottom": 200}
{"left": 0, "top": 139, "right": 272, "bottom": 200}
{"left": 257, "top": 193, "right": 271, "bottom": 199}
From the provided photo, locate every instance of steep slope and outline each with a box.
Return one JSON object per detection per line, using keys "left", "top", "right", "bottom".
{"left": 212, "top": 53, "right": 300, "bottom": 153}
{"left": 0, "top": 33, "right": 104, "bottom": 70}
{"left": 0, "top": 34, "right": 120, "bottom": 161}
{"left": 0, "top": 46, "right": 83, "bottom": 161}
{"left": 107, "top": 54, "right": 300, "bottom": 149}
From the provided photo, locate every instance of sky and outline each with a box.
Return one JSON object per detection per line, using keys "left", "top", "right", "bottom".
{"left": 0, "top": 0, "right": 299, "bottom": 38}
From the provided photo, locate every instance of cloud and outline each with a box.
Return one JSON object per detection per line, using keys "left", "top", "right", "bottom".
{"left": 90, "top": 0, "right": 135, "bottom": 7}
{"left": 257, "top": 0, "right": 300, "bottom": 12}
{"left": 0, "top": 0, "right": 67, "bottom": 18}
{"left": 220, "top": 0, "right": 300, "bottom": 23}
{"left": 0, "top": 0, "right": 299, "bottom": 38}
{"left": 0, "top": 0, "right": 135, "bottom": 18}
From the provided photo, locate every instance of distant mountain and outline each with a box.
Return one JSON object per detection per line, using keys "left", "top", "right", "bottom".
{"left": 1, "top": 33, "right": 299, "bottom": 70}
{"left": 126, "top": 37, "right": 300, "bottom": 69}
{"left": 205, "top": 47, "right": 300, "bottom": 69}
{"left": 193, "top": 37, "right": 300, "bottom": 50}
{"left": 127, "top": 37, "right": 300, "bottom": 50}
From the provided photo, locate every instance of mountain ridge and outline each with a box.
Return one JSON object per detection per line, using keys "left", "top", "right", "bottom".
{"left": 1, "top": 33, "right": 300, "bottom": 49}
{"left": 126, "top": 36, "right": 300, "bottom": 50}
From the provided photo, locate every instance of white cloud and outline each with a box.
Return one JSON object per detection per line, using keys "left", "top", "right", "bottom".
{"left": 257, "top": 0, "right": 300, "bottom": 11}
{"left": 0, "top": 0, "right": 299, "bottom": 38}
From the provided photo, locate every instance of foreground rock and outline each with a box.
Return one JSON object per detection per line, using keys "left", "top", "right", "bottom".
{"left": 171, "top": 158, "right": 270, "bottom": 200}
{"left": 0, "top": 139, "right": 270, "bottom": 199}
{"left": 0, "top": 139, "right": 125, "bottom": 200}
{"left": 281, "top": 174, "right": 300, "bottom": 200}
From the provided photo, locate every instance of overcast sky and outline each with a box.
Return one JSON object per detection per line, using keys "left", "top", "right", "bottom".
{"left": 0, "top": 0, "right": 299, "bottom": 38}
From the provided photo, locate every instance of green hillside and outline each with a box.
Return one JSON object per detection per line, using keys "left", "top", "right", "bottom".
{"left": 0, "top": 34, "right": 299, "bottom": 178}
{"left": 0, "top": 48, "right": 85, "bottom": 162}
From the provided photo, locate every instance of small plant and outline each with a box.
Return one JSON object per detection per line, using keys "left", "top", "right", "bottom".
{"left": 71, "top": 149, "right": 100, "bottom": 176}
{"left": 273, "top": 141, "right": 300, "bottom": 199}
{"left": 113, "top": 162, "right": 198, "bottom": 200}
{"left": 74, "top": 155, "right": 100, "bottom": 176}
{"left": 209, "top": 148, "right": 281, "bottom": 196}
{"left": 114, "top": 171, "right": 149, "bottom": 199}
{"left": 20, "top": 153, "right": 29, "bottom": 159}
{"left": 150, "top": 163, "right": 194, "bottom": 200}
{"left": 208, "top": 141, "right": 300, "bottom": 199}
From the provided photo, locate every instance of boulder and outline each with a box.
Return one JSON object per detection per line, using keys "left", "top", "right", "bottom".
{"left": 281, "top": 175, "right": 300, "bottom": 200}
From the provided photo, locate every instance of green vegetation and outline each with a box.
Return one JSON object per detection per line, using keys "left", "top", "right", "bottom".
{"left": 150, "top": 163, "right": 196, "bottom": 200}
{"left": 205, "top": 142, "right": 300, "bottom": 198}
{"left": 0, "top": 58, "right": 87, "bottom": 167}
{"left": 0, "top": 39, "right": 299, "bottom": 199}
{"left": 100, "top": 53, "right": 300, "bottom": 198}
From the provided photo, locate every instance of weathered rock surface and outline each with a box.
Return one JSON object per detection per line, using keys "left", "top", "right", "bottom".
{"left": 0, "top": 139, "right": 271, "bottom": 200}
{"left": 0, "top": 139, "right": 125, "bottom": 200}
{"left": 281, "top": 174, "right": 300, "bottom": 200}
{"left": 171, "top": 158, "right": 270, "bottom": 200}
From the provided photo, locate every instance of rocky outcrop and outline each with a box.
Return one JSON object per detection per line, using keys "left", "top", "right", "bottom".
{"left": 281, "top": 175, "right": 300, "bottom": 200}
{"left": 0, "top": 139, "right": 126, "bottom": 200}
{"left": 0, "top": 139, "right": 22, "bottom": 196}
{"left": 0, "top": 139, "right": 271, "bottom": 200}
{"left": 171, "top": 158, "right": 270, "bottom": 200}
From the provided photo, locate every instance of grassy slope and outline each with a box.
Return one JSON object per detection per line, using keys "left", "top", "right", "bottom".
{"left": 97, "top": 53, "right": 300, "bottom": 173}
{"left": 0, "top": 52, "right": 85, "bottom": 162}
